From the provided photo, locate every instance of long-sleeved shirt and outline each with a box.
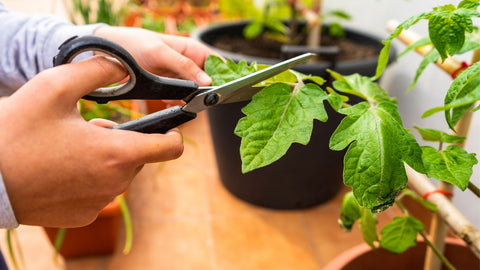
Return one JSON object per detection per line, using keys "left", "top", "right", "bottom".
{"left": 0, "top": 1, "right": 103, "bottom": 228}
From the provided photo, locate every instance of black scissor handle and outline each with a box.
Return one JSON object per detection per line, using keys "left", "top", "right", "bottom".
{"left": 53, "top": 35, "right": 199, "bottom": 104}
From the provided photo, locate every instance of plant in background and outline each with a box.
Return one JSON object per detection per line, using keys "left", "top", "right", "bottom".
{"left": 203, "top": 0, "right": 480, "bottom": 268}
{"left": 243, "top": 0, "right": 350, "bottom": 46}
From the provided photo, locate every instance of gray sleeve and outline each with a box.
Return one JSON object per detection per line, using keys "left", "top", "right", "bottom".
{"left": 0, "top": 2, "right": 105, "bottom": 96}
{"left": 0, "top": 171, "right": 18, "bottom": 229}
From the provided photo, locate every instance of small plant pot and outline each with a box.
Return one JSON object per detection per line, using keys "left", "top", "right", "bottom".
{"left": 192, "top": 21, "right": 396, "bottom": 209}
{"left": 323, "top": 238, "right": 479, "bottom": 270}
{"left": 43, "top": 197, "right": 122, "bottom": 258}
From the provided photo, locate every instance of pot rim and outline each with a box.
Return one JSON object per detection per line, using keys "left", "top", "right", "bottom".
{"left": 191, "top": 20, "right": 396, "bottom": 68}
{"left": 322, "top": 237, "right": 468, "bottom": 270}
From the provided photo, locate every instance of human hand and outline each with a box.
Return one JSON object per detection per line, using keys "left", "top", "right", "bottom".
{"left": 94, "top": 26, "right": 217, "bottom": 86}
{"left": 0, "top": 56, "right": 184, "bottom": 228}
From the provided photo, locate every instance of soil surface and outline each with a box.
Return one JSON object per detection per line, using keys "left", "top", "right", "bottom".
{"left": 212, "top": 32, "right": 381, "bottom": 62}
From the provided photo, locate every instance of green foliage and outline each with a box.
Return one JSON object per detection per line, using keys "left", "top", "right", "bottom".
{"left": 339, "top": 192, "right": 379, "bottom": 249}
{"left": 413, "top": 126, "right": 466, "bottom": 144}
{"left": 66, "top": 0, "right": 128, "bottom": 26}
{"left": 375, "top": 0, "right": 480, "bottom": 80}
{"left": 236, "top": 82, "right": 329, "bottom": 172}
{"left": 423, "top": 61, "right": 480, "bottom": 129}
{"left": 380, "top": 216, "right": 425, "bottom": 254}
{"left": 329, "top": 72, "right": 424, "bottom": 212}
{"left": 421, "top": 145, "right": 477, "bottom": 190}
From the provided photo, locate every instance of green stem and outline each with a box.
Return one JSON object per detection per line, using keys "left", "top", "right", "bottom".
{"left": 468, "top": 181, "right": 480, "bottom": 198}
{"left": 117, "top": 195, "right": 133, "bottom": 254}
{"left": 6, "top": 229, "right": 20, "bottom": 270}
{"left": 419, "top": 231, "right": 456, "bottom": 270}
{"left": 53, "top": 227, "right": 67, "bottom": 264}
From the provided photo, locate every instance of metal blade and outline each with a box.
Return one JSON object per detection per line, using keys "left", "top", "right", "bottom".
{"left": 183, "top": 53, "right": 315, "bottom": 113}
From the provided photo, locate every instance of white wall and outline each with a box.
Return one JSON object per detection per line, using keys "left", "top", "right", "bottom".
{"left": 324, "top": 0, "right": 480, "bottom": 229}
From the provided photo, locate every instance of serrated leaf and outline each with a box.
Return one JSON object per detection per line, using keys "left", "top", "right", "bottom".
{"left": 235, "top": 83, "right": 328, "bottom": 173}
{"left": 360, "top": 207, "right": 379, "bottom": 249}
{"left": 205, "top": 55, "right": 257, "bottom": 86}
{"left": 380, "top": 216, "right": 424, "bottom": 254}
{"left": 413, "top": 126, "right": 466, "bottom": 144}
{"left": 339, "top": 192, "right": 361, "bottom": 232}
{"left": 428, "top": 6, "right": 472, "bottom": 61}
{"left": 407, "top": 49, "right": 440, "bottom": 92}
{"left": 422, "top": 62, "right": 480, "bottom": 129}
{"left": 329, "top": 72, "right": 395, "bottom": 104}
{"left": 374, "top": 12, "right": 432, "bottom": 79}
{"left": 330, "top": 100, "right": 424, "bottom": 212}
{"left": 421, "top": 145, "right": 477, "bottom": 190}
{"left": 328, "top": 74, "right": 424, "bottom": 211}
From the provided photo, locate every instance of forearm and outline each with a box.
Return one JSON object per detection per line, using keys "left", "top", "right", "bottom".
{"left": 0, "top": 3, "right": 103, "bottom": 95}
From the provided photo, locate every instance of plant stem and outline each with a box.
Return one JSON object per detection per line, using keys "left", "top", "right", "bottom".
{"left": 117, "top": 195, "right": 133, "bottom": 254}
{"left": 420, "top": 231, "right": 456, "bottom": 270}
{"left": 406, "top": 166, "right": 480, "bottom": 258}
{"left": 53, "top": 227, "right": 67, "bottom": 263}
{"left": 468, "top": 182, "right": 480, "bottom": 198}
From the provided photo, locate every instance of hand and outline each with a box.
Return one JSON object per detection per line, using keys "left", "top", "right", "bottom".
{"left": 94, "top": 26, "right": 216, "bottom": 86}
{"left": 0, "top": 56, "right": 184, "bottom": 228}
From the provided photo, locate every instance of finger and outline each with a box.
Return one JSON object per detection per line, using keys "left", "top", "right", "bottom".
{"left": 89, "top": 118, "right": 118, "bottom": 128}
{"left": 111, "top": 128, "right": 184, "bottom": 164}
{"left": 32, "top": 56, "right": 128, "bottom": 105}
{"left": 153, "top": 47, "right": 212, "bottom": 86}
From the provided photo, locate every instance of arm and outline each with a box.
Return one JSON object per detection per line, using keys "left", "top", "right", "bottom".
{"left": 0, "top": 2, "right": 103, "bottom": 95}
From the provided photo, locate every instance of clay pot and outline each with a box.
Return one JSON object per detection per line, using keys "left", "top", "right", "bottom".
{"left": 323, "top": 238, "right": 479, "bottom": 270}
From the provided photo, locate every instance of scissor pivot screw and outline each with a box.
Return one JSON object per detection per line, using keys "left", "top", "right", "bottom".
{"left": 204, "top": 93, "right": 220, "bottom": 106}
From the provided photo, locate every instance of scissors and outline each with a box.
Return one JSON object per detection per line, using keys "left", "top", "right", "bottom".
{"left": 53, "top": 36, "right": 315, "bottom": 134}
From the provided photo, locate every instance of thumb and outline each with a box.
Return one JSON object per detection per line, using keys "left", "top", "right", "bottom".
{"left": 32, "top": 56, "right": 128, "bottom": 106}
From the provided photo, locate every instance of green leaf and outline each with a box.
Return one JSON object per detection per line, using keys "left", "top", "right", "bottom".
{"left": 360, "top": 207, "right": 379, "bottom": 249}
{"left": 428, "top": 6, "right": 472, "bottom": 61}
{"left": 235, "top": 83, "right": 329, "bottom": 173}
{"left": 205, "top": 55, "right": 257, "bottom": 86}
{"left": 243, "top": 20, "right": 264, "bottom": 40}
{"left": 422, "top": 62, "right": 480, "bottom": 129}
{"left": 329, "top": 74, "right": 424, "bottom": 211}
{"left": 330, "top": 100, "right": 424, "bottom": 212}
{"left": 421, "top": 145, "right": 477, "bottom": 190}
{"left": 380, "top": 216, "right": 425, "bottom": 254}
{"left": 339, "top": 192, "right": 361, "bottom": 232}
{"left": 374, "top": 12, "right": 432, "bottom": 79}
{"left": 329, "top": 71, "right": 395, "bottom": 104}
{"left": 406, "top": 49, "right": 440, "bottom": 92}
{"left": 413, "top": 126, "right": 466, "bottom": 144}
{"left": 339, "top": 192, "right": 379, "bottom": 248}
{"left": 400, "top": 189, "right": 438, "bottom": 213}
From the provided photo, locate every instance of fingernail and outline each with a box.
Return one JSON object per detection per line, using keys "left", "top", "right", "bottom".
{"left": 196, "top": 72, "right": 212, "bottom": 86}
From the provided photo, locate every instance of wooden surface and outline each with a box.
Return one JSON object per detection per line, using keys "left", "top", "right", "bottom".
{"left": 1, "top": 112, "right": 401, "bottom": 270}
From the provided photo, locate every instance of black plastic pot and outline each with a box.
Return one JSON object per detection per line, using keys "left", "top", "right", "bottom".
{"left": 192, "top": 21, "right": 396, "bottom": 209}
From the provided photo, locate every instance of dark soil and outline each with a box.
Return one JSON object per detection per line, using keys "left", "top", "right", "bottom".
{"left": 212, "top": 32, "right": 381, "bottom": 62}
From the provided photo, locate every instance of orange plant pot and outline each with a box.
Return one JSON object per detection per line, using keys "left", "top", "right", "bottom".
{"left": 43, "top": 197, "right": 122, "bottom": 258}
{"left": 323, "top": 237, "right": 479, "bottom": 270}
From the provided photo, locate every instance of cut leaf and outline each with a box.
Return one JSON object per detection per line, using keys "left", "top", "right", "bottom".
{"left": 421, "top": 145, "right": 477, "bottom": 190}
{"left": 235, "top": 83, "right": 329, "bottom": 173}
{"left": 380, "top": 216, "right": 424, "bottom": 254}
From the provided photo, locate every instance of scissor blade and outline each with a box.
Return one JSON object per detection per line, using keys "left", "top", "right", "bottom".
{"left": 183, "top": 53, "right": 315, "bottom": 113}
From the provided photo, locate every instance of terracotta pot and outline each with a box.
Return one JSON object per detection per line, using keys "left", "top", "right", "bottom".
{"left": 43, "top": 196, "right": 122, "bottom": 258}
{"left": 323, "top": 238, "right": 479, "bottom": 270}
